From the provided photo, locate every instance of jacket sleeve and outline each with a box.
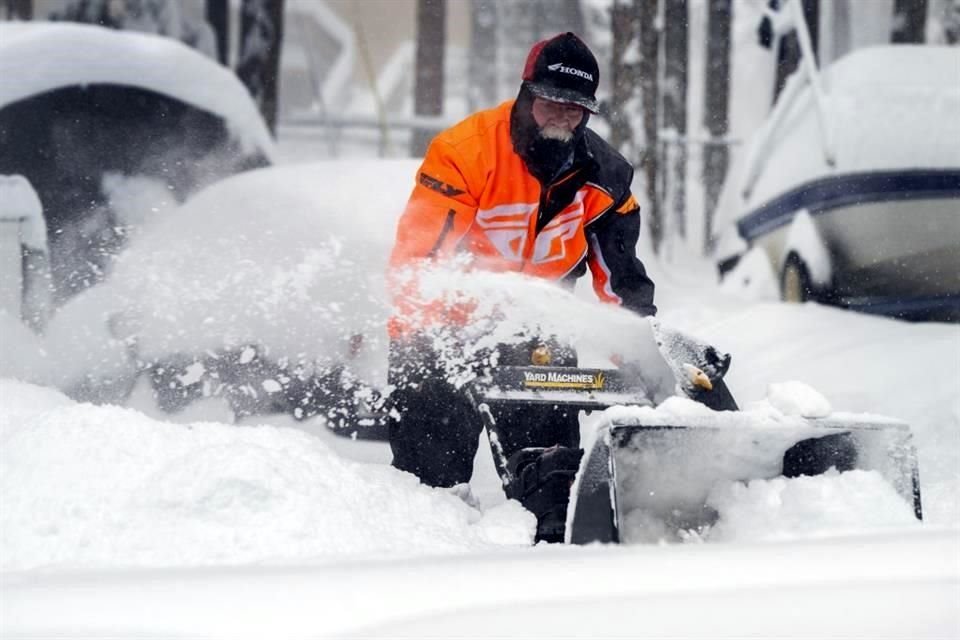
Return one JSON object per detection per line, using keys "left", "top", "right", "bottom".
{"left": 389, "top": 138, "right": 479, "bottom": 268}
{"left": 387, "top": 137, "right": 480, "bottom": 339}
{"left": 585, "top": 193, "right": 658, "bottom": 317}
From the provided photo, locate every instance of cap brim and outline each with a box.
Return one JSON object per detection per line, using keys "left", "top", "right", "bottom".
{"left": 525, "top": 82, "right": 599, "bottom": 114}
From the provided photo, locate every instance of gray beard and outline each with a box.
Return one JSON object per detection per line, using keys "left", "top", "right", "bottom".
{"left": 539, "top": 124, "right": 574, "bottom": 142}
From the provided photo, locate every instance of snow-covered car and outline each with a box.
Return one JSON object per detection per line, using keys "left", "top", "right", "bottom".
{"left": 715, "top": 46, "right": 960, "bottom": 321}
{"left": 0, "top": 22, "right": 274, "bottom": 305}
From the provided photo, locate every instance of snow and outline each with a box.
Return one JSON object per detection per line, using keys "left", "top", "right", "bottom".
{"left": 0, "top": 22, "right": 274, "bottom": 158}
{"left": 766, "top": 380, "right": 832, "bottom": 417}
{"left": 705, "top": 469, "right": 920, "bottom": 542}
{"left": 0, "top": 311, "right": 49, "bottom": 380}
{"left": 2, "top": 530, "right": 956, "bottom": 638}
{"left": 0, "top": 161, "right": 671, "bottom": 405}
{"left": 3, "top": 172, "right": 958, "bottom": 629}
{"left": 102, "top": 161, "right": 411, "bottom": 369}
{"left": 101, "top": 173, "right": 178, "bottom": 232}
{"left": 0, "top": 284, "right": 131, "bottom": 394}
{"left": 783, "top": 209, "right": 832, "bottom": 285}
{"left": 0, "top": 174, "right": 46, "bottom": 251}
{"left": 619, "top": 467, "right": 922, "bottom": 544}
{"left": 0, "top": 379, "right": 533, "bottom": 572}
{"left": 0, "top": 161, "right": 419, "bottom": 400}
{"left": 2, "top": 33, "right": 960, "bottom": 636}
{"left": 718, "top": 247, "right": 780, "bottom": 301}
{"left": 656, "top": 298, "right": 960, "bottom": 527}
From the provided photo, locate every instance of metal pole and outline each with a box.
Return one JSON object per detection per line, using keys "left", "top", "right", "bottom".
{"left": 789, "top": 0, "right": 834, "bottom": 165}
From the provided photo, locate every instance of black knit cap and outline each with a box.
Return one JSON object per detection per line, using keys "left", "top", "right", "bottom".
{"left": 521, "top": 32, "right": 600, "bottom": 114}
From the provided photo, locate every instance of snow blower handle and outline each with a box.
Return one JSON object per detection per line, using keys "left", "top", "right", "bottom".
{"left": 464, "top": 387, "right": 514, "bottom": 490}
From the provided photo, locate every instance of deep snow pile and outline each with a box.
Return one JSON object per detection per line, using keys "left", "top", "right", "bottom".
{"left": 0, "top": 379, "right": 924, "bottom": 572}
{"left": 0, "top": 381, "right": 533, "bottom": 572}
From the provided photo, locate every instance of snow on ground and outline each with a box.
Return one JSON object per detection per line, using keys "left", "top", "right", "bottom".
{"left": 3, "top": 530, "right": 957, "bottom": 639}
{"left": 1, "top": 150, "right": 958, "bottom": 635}
{"left": 0, "top": 381, "right": 532, "bottom": 573}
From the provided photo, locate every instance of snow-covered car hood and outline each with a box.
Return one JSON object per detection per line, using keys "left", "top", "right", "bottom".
{"left": 0, "top": 21, "right": 274, "bottom": 159}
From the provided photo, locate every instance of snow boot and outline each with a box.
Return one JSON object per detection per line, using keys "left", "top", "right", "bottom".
{"left": 506, "top": 446, "right": 584, "bottom": 543}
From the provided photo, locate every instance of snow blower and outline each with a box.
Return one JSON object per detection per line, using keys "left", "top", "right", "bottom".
{"left": 467, "top": 321, "right": 923, "bottom": 544}
{"left": 330, "top": 319, "right": 922, "bottom": 543}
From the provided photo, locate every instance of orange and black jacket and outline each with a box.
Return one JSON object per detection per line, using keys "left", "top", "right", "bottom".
{"left": 388, "top": 99, "right": 656, "bottom": 339}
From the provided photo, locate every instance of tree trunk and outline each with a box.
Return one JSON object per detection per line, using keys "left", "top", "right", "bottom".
{"left": 206, "top": 0, "right": 230, "bottom": 65}
{"left": 608, "top": 0, "right": 637, "bottom": 155}
{"left": 773, "top": 0, "right": 819, "bottom": 105}
{"left": 469, "top": 0, "right": 498, "bottom": 111}
{"left": 637, "top": 0, "right": 662, "bottom": 253}
{"left": 5, "top": 0, "right": 32, "bottom": 19}
{"left": 411, "top": 0, "right": 447, "bottom": 156}
{"left": 943, "top": 0, "right": 960, "bottom": 44}
{"left": 892, "top": 0, "right": 928, "bottom": 42}
{"left": 662, "top": 0, "right": 688, "bottom": 240}
{"left": 703, "top": 0, "right": 731, "bottom": 253}
{"left": 237, "top": 0, "right": 285, "bottom": 135}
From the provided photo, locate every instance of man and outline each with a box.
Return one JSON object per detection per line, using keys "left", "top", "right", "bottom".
{"left": 387, "top": 32, "right": 656, "bottom": 542}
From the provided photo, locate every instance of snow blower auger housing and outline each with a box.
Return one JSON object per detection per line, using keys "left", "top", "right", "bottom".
{"left": 468, "top": 327, "right": 923, "bottom": 545}
{"left": 566, "top": 412, "right": 922, "bottom": 544}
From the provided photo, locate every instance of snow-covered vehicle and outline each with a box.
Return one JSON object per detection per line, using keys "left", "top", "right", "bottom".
{"left": 715, "top": 45, "right": 960, "bottom": 321}
{"left": 0, "top": 22, "right": 273, "bottom": 305}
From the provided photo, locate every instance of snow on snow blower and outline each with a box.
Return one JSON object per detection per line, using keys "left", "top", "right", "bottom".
{"left": 466, "top": 320, "right": 923, "bottom": 544}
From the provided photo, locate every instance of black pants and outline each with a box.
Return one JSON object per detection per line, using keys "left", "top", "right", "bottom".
{"left": 388, "top": 337, "right": 580, "bottom": 489}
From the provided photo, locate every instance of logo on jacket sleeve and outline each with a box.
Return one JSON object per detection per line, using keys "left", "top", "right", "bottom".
{"left": 420, "top": 172, "right": 466, "bottom": 198}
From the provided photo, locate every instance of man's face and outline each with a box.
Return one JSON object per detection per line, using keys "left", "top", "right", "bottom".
{"left": 531, "top": 97, "right": 585, "bottom": 142}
